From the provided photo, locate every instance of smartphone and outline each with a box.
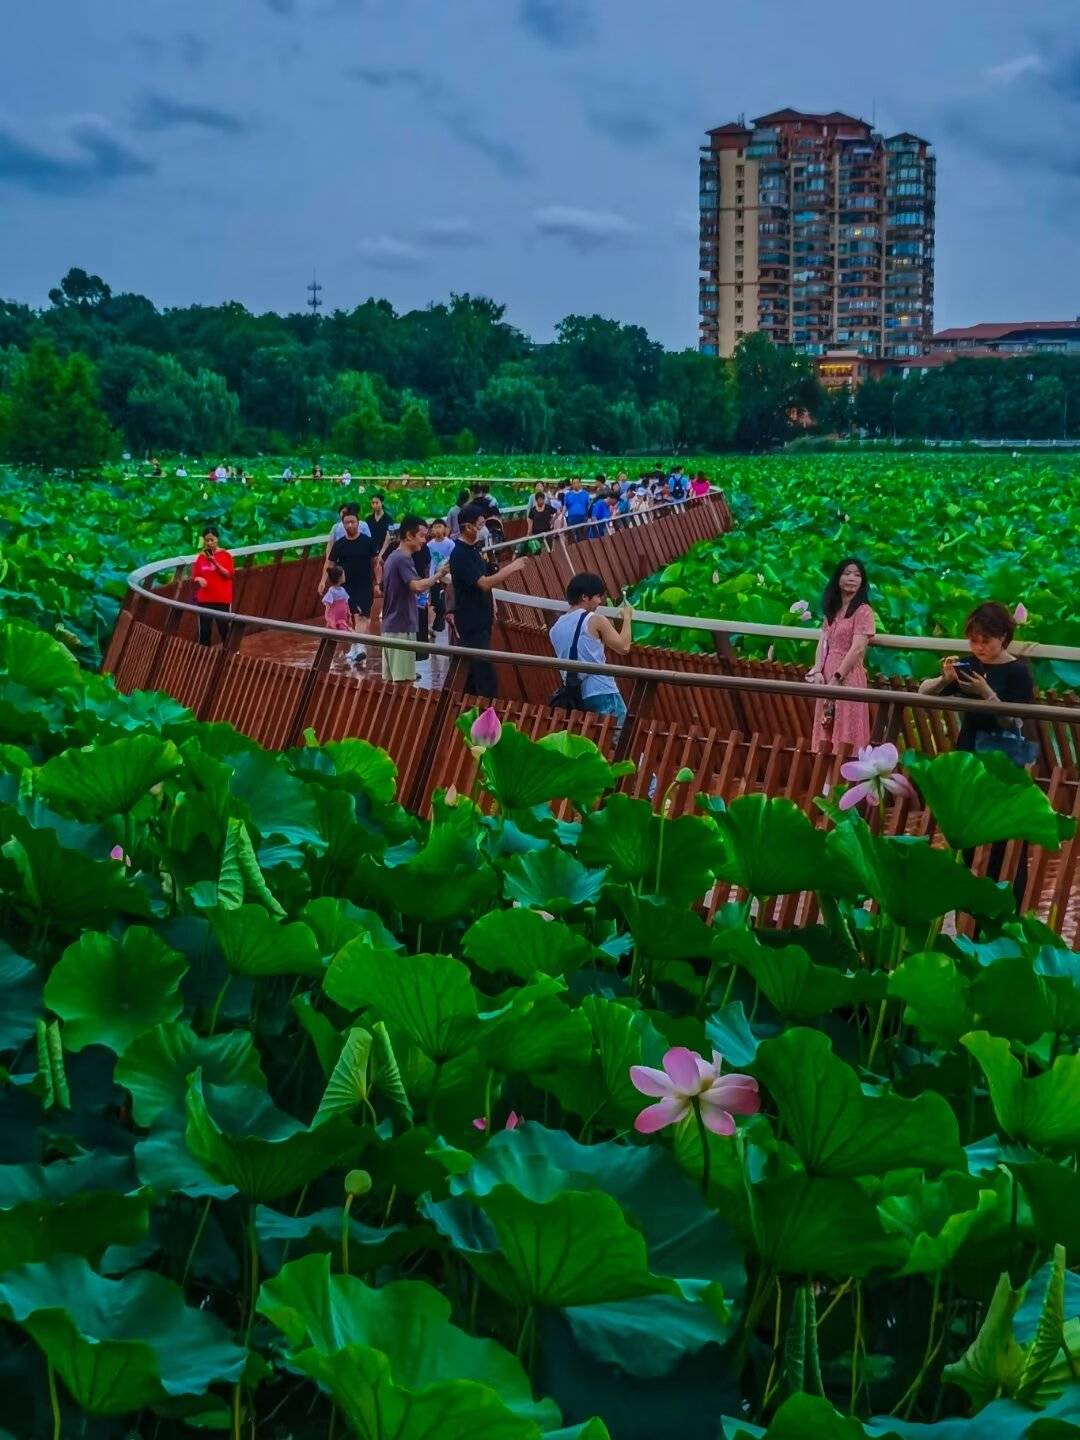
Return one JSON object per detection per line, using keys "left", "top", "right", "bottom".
{"left": 953, "top": 658, "right": 975, "bottom": 672}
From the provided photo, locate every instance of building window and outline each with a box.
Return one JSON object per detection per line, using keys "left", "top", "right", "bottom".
{"left": 700, "top": 344, "right": 718, "bottom": 356}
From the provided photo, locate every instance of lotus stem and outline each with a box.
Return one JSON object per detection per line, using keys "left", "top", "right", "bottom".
{"left": 866, "top": 1000, "right": 888, "bottom": 1071}
{"left": 342, "top": 1199, "right": 352, "bottom": 1276}
{"left": 47, "top": 1361, "right": 61, "bottom": 1440}
{"left": 892, "top": 1271, "right": 942, "bottom": 1418}
{"left": 244, "top": 1206, "right": 259, "bottom": 1348}
{"left": 180, "top": 1195, "right": 213, "bottom": 1286}
{"left": 849, "top": 1280, "right": 864, "bottom": 1415}
{"left": 207, "top": 977, "right": 231, "bottom": 1035}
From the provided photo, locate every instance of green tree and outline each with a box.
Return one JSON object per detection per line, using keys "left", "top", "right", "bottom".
{"left": 393, "top": 399, "right": 439, "bottom": 458}
{"left": 47, "top": 266, "right": 112, "bottom": 310}
{"left": 660, "top": 350, "right": 738, "bottom": 449}
{"left": 733, "top": 333, "right": 823, "bottom": 448}
{"left": 474, "top": 371, "right": 552, "bottom": 451}
{"left": 2, "top": 340, "right": 113, "bottom": 469}
{"left": 51, "top": 352, "right": 115, "bottom": 469}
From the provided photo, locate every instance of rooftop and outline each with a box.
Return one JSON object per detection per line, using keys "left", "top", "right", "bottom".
{"left": 934, "top": 321, "right": 1080, "bottom": 342}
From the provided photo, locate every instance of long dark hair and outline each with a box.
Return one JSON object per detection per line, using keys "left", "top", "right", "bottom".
{"left": 822, "top": 557, "right": 870, "bottom": 622}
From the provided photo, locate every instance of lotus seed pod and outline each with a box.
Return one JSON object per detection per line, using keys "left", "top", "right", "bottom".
{"left": 345, "top": 1169, "right": 372, "bottom": 1198}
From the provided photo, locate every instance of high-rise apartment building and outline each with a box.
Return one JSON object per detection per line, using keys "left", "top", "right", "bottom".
{"left": 698, "top": 109, "right": 935, "bottom": 360}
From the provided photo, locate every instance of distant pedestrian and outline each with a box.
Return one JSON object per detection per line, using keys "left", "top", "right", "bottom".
{"left": 365, "top": 492, "right": 393, "bottom": 557}
{"left": 380, "top": 516, "right": 448, "bottom": 683}
{"left": 426, "top": 516, "right": 454, "bottom": 633}
{"left": 192, "top": 526, "right": 234, "bottom": 646}
{"left": 808, "top": 557, "right": 875, "bottom": 751}
{"left": 588, "top": 484, "right": 612, "bottom": 539}
{"left": 322, "top": 511, "right": 376, "bottom": 664}
{"left": 447, "top": 488, "right": 470, "bottom": 538}
{"left": 213, "top": 463, "right": 228, "bottom": 483}
{"left": 527, "top": 488, "right": 554, "bottom": 541}
{"left": 562, "top": 476, "right": 591, "bottom": 541}
{"left": 448, "top": 503, "right": 527, "bottom": 698}
{"left": 549, "top": 572, "right": 633, "bottom": 739}
{"left": 690, "top": 472, "right": 711, "bottom": 498}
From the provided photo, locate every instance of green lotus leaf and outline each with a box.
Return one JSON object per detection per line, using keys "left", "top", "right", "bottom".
{"left": 713, "top": 794, "right": 834, "bottom": 897}
{"left": 719, "top": 933, "right": 884, "bottom": 1022}
{"left": 0, "top": 940, "right": 41, "bottom": 1050}
{"left": 878, "top": 1172, "right": 1001, "bottom": 1276}
{"left": 721, "top": 1393, "right": 873, "bottom": 1438}
{"left": 375, "top": 823, "right": 498, "bottom": 922}
{"left": 705, "top": 1001, "right": 761, "bottom": 1070}
{"left": 477, "top": 979, "right": 593, "bottom": 1077}
{"left": 871, "top": 1386, "right": 1080, "bottom": 1437}
{"left": 1015, "top": 1163, "right": 1080, "bottom": 1256}
{"left": 293, "top": 736, "right": 398, "bottom": 804}
{"left": 44, "top": 927, "right": 187, "bottom": 1054}
{"left": 753, "top": 1028, "right": 965, "bottom": 1177}
{"left": 302, "top": 896, "right": 403, "bottom": 958}
{"left": 904, "top": 751, "right": 1076, "bottom": 851}
{"left": 254, "top": 1206, "right": 430, "bottom": 1275}
{"left": 749, "top": 1174, "right": 906, "bottom": 1278}
{"left": 427, "top": 1124, "right": 743, "bottom": 1314}
{"left": 827, "top": 823, "right": 1014, "bottom": 925}
{"left": 0, "top": 1152, "right": 150, "bottom": 1272}
{"left": 209, "top": 904, "right": 322, "bottom": 978}
{"left": 963, "top": 1032, "right": 1080, "bottom": 1153}
{"left": 324, "top": 948, "right": 479, "bottom": 1061}
{"left": 314, "top": 1026, "right": 373, "bottom": 1123}
{"left": 944, "top": 1270, "right": 1026, "bottom": 1409}
{"left": 135, "top": 1102, "right": 237, "bottom": 1200}
{"left": 617, "top": 890, "right": 714, "bottom": 964}
{"left": 219, "top": 746, "right": 328, "bottom": 849}
{"left": 258, "top": 1253, "right": 559, "bottom": 1434}
{"left": 0, "top": 809, "right": 152, "bottom": 929}
{"left": 464, "top": 717, "right": 626, "bottom": 812}
{"left": 293, "top": 991, "right": 347, "bottom": 1076}
{"left": 890, "top": 952, "right": 972, "bottom": 1049}
{"left": 35, "top": 733, "right": 182, "bottom": 818}
{"left": 184, "top": 1074, "right": 367, "bottom": 1203}
{"left": 0, "top": 1254, "right": 245, "bottom": 1414}
{"left": 969, "top": 954, "right": 1080, "bottom": 1043}
{"left": 115, "top": 1020, "right": 266, "bottom": 1125}
{"left": 462, "top": 909, "right": 596, "bottom": 980}
{"left": 562, "top": 1290, "right": 733, "bottom": 1382}
{"left": 0, "top": 622, "right": 81, "bottom": 694}
{"left": 502, "top": 848, "right": 607, "bottom": 913}
{"left": 578, "top": 793, "right": 723, "bottom": 904}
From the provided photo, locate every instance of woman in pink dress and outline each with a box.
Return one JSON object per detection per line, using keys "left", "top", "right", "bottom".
{"left": 808, "top": 557, "right": 875, "bottom": 751}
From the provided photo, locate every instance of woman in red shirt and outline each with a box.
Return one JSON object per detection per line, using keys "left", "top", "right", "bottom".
{"left": 192, "top": 527, "right": 235, "bottom": 645}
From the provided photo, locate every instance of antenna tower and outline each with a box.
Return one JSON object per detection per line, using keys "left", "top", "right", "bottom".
{"left": 307, "top": 271, "right": 323, "bottom": 319}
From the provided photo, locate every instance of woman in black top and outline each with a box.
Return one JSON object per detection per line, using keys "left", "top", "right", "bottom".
{"left": 919, "top": 601, "right": 1036, "bottom": 903}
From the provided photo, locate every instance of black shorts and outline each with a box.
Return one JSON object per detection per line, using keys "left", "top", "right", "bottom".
{"left": 346, "top": 588, "right": 372, "bottom": 618}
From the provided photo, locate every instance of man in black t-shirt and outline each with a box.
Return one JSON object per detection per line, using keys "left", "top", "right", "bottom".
{"left": 448, "top": 503, "right": 527, "bottom": 698}
{"left": 365, "top": 493, "right": 393, "bottom": 557}
{"left": 321, "top": 511, "right": 376, "bottom": 663}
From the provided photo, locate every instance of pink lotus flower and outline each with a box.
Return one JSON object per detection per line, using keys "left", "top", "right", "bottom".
{"left": 789, "top": 599, "right": 812, "bottom": 620}
{"left": 469, "top": 707, "right": 502, "bottom": 757}
{"left": 838, "top": 742, "right": 917, "bottom": 811}
{"left": 629, "top": 1047, "right": 759, "bottom": 1136}
{"left": 472, "top": 1111, "right": 521, "bottom": 1132}
{"left": 1013, "top": 602, "right": 1028, "bottom": 625}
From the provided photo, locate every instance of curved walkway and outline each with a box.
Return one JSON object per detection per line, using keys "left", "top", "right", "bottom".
{"left": 104, "top": 491, "right": 1080, "bottom": 945}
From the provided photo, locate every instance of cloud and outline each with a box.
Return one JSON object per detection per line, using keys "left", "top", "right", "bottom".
{"left": 347, "top": 65, "right": 442, "bottom": 99}
{"left": 983, "top": 54, "right": 1043, "bottom": 85}
{"left": 440, "top": 111, "right": 531, "bottom": 179}
{"left": 356, "top": 234, "right": 428, "bottom": 269}
{"left": 177, "top": 31, "right": 208, "bottom": 70}
{"left": 533, "top": 204, "right": 637, "bottom": 250}
{"left": 0, "top": 115, "right": 154, "bottom": 194}
{"left": 1046, "top": 49, "right": 1080, "bottom": 102}
{"left": 263, "top": 0, "right": 296, "bottom": 14}
{"left": 584, "top": 95, "right": 666, "bottom": 149}
{"left": 519, "top": 0, "right": 595, "bottom": 48}
{"left": 134, "top": 93, "right": 249, "bottom": 135}
{"left": 415, "top": 218, "right": 484, "bottom": 248}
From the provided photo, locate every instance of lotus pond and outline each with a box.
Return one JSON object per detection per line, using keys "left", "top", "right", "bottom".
{"left": 0, "top": 611, "right": 1078, "bottom": 1439}
{"left": 630, "top": 453, "right": 1080, "bottom": 689}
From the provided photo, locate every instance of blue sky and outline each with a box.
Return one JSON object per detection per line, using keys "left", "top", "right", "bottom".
{"left": 1, "top": 0, "right": 1077, "bottom": 347}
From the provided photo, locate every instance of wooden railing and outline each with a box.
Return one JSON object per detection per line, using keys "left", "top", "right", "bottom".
{"left": 102, "top": 490, "right": 1080, "bottom": 945}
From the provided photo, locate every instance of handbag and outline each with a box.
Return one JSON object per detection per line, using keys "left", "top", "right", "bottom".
{"left": 549, "top": 611, "right": 588, "bottom": 712}
{"left": 976, "top": 727, "right": 1038, "bottom": 768}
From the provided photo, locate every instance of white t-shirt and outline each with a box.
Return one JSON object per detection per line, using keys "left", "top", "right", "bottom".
{"left": 213, "top": 466, "right": 228, "bottom": 482}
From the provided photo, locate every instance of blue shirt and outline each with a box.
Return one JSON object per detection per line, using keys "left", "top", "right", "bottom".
{"left": 563, "top": 489, "right": 591, "bottom": 524}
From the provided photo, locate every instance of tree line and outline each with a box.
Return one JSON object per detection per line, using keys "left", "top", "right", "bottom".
{"left": 1, "top": 268, "right": 1078, "bottom": 469}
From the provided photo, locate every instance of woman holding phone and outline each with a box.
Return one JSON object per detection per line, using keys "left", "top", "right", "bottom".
{"left": 919, "top": 601, "right": 1036, "bottom": 903}
{"left": 808, "top": 557, "right": 875, "bottom": 752}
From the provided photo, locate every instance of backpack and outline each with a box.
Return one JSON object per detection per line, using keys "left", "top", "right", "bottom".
{"left": 549, "top": 611, "right": 588, "bottom": 712}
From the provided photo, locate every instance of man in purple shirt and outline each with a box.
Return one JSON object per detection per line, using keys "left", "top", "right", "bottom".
{"left": 379, "top": 515, "right": 448, "bottom": 683}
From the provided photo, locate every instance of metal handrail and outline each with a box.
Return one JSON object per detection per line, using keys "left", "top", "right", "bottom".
{"left": 122, "top": 576, "right": 1080, "bottom": 728}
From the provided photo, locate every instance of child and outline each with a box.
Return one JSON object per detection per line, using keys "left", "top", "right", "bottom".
{"left": 426, "top": 517, "right": 454, "bottom": 634}
{"left": 322, "top": 565, "right": 352, "bottom": 633}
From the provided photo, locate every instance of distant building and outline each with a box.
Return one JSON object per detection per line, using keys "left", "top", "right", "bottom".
{"left": 699, "top": 109, "right": 935, "bottom": 361}
{"left": 931, "top": 321, "right": 1080, "bottom": 357}
{"left": 813, "top": 350, "right": 876, "bottom": 390}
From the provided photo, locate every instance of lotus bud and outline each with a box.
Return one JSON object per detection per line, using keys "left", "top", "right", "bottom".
{"left": 344, "top": 1169, "right": 372, "bottom": 1198}
{"left": 1013, "top": 602, "right": 1028, "bottom": 625}
{"left": 469, "top": 707, "right": 502, "bottom": 758}
{"left": 444, "top": 784, "right": 459, "bottom": 807}
{"left": 675, "top": 767, "right": 694, "bottom": 784}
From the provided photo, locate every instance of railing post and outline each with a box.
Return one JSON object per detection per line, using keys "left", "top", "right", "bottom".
{"left": 282, "top": 637, "right": 338, "bottom": 749}
{"left": 613, "top": 676, "right": 655, "bottom": 766}
{"left": 710, "top": 633, "right": 752, "bottom": 734}
{"left": 142, "top": 606, "right": 184, "bottom": 693}
{"left": 404, "top": 656, "right": 465, "bottom": 813}
{"left": 195, "top": 621, "right": 245, "bottom": 722}
{"left": 871, "top": 700, "right": 901, "bottom": 746}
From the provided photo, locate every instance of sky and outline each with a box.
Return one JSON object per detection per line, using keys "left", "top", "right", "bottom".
{"left": 1, "top": 0, "right": 1077, "bottom": 349}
